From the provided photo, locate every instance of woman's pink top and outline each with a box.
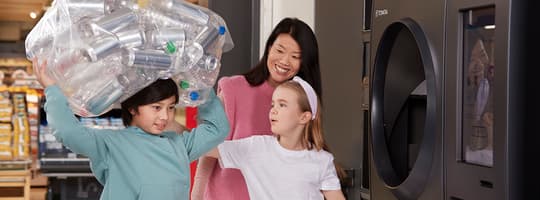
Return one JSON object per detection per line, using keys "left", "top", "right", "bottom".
{"left": 204, "top": 75, "right": 275, "bottom": 200}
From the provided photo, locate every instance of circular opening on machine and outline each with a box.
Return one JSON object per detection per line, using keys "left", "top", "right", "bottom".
{"left": 371, "top": 18, "right": 437, "bottom": 199}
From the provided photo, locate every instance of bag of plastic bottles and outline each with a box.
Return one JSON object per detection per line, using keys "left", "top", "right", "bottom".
{"left": 25, "top": 0, "right": 234, "bottom": 117}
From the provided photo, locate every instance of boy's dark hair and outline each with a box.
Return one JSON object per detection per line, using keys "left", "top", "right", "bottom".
{"left": 243, "top": 17, "right": 323, "bottom": 97}
{"left": 120, "top": 78, "right": 179, "bottom": 126}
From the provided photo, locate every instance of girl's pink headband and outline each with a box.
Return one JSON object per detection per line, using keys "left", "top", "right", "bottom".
{"left": 292, "top": 76, "right": 318, "bottom": 120}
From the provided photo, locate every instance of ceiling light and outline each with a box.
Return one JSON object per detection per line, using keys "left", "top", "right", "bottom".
{"left": 30, "top": 12, "right": 37, "bottom": 19}
{"left": 484, "top": 25, "right": 495, "bottom": 30}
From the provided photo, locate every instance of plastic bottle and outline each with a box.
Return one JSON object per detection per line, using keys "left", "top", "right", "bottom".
{"left": 165, "top": 25, "right": 225, "bottom": 107}
{"left": 152, "top": 0, "right": 209, "bottom": 25}
{"left": 82, "top": 34, "right": 121, "bottom": 62}
{"left": 83, "top": 78, "right": 124, "bottom": 116}
{"left": 139, "top": 8, "right": 205, "bottom": 38}
{"left": 145, "top": 27, "right": 186, "bottom": 54}
{"left": 194, "top": 54, "right": 221, "bottom": 85}
{"left": 49, "top": 49, "right": 89, "bottom": 80}
{"left": 198, "top": 25, "right": 221, "bottom": 51}
{"left": 25, "top": 36, "right": 53, "bottom": 60}
{"left": 175, "top": 55, "right": 220, "bottom": 90}
{"left": 116, "top": 69, "right": 154, "bottom": 96}
{"left": 176, "top": 25, "right": 225, "bottom": 88}
{"left": 80, "top": 7, "right": 138, "bottom": 37}
{"left": 116, "top": 28, "right": 145, "bottom": 48}
{"left": 122, "top": 49, "right": 173, "bottom": 71}
{"left": 176, "top": 81, "right": 212, "bottom": 107}
{"left": 64, "top": 56, "right": 126, "bottom": 117}
{"left": 104, "top": 0, "right": 136, "bottom": 14}
{"left": 173, "top": 25, "right": 225, "bottom": 74}
{"left": 81, "top": 27, "right": 144, "bottom": 62}
{"left": 67, "top": 0, "right": 105, "bottom": 19}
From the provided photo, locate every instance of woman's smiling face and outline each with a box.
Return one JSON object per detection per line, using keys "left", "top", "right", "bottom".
{"left": 266, "top": 33, "right": 302, "bottom": 87}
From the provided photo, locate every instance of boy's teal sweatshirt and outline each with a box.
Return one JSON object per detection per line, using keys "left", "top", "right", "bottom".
{"left": 44, "top": 85, "right": 229, "bottom": 200}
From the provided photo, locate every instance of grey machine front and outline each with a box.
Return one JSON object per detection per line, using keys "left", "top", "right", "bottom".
{"left": 444, "top": 0, "right": 536, "bottom": 199}
{"left": 369, "top": 0, "right": 537, "bottom": 199}
{"left": 368, "top": 0, "right": 445, "bottom": 199}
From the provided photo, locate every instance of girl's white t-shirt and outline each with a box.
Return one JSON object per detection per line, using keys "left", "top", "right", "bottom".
{"left": 218, "top": 135, "right": 341, "bottom": 200}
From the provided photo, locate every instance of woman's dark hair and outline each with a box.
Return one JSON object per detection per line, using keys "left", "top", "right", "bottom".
{"left": 243, "top": 17, "right": 322, "bottom": 97}
{"left": 120, "top": 78, "right": 179, "bottom": 126}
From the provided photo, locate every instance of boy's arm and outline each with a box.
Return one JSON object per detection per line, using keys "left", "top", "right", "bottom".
{"left": 181, "top": 89, "right": 230, "bottom": 161}
{"left": 44, "top": 85, "right": 108, "bottom": 162}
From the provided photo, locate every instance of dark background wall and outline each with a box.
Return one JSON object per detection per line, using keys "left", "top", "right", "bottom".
{"left": 208, "top": 0, "right": 260, "bottom": 78}
{"left": 315, "top": 1, "right": 370, "bottom": 199}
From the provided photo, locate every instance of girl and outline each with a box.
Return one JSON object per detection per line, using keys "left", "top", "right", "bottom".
{"left": 207, "top": 76, "right": 345, "bottom": 200}
{"left": 33, "top": 60, "right": 229, "bottom": 200}
{"left": 192, "top": 17, "right": 323, "bottom": 200}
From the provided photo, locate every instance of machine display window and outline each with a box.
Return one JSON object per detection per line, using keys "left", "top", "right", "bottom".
{"left": 461, "top": 7, "right": 495, "bottom": 167}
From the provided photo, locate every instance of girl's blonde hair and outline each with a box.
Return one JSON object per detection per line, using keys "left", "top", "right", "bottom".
{"left": 277, "top": 81, "right": 347, "bottom": 182}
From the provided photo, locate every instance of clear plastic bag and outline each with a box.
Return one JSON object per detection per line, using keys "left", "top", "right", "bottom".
{"left": 25, "top": 0, "right": 234, "bottom": 116}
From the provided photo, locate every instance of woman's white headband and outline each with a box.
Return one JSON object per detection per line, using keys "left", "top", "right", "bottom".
{"left": 291, "top": 76, "right": 318, "bottom": 120}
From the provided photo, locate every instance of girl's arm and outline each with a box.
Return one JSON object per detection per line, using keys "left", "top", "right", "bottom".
{"left": 192, "top": 136, "right": 255, "bottom": 199}
{"left": 204, "top": 147, "right": 220, "bottom": 158}
{"left": 322, "top": 190, "right": 346, "bottom": 200}
{"left": 190, "top": 146, "right": 221, "bottom": 200}
{"left": 190, "top": 156, "right": 217, "bottom": 200}
{"left": 320, "top": 155, "right": 346, "bottom": 200}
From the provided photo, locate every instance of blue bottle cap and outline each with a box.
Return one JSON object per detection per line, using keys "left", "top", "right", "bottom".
{"left": 219, "top": 26, "right": 226, "bottom": 35}
{"left": 189, "top": 91, "right": 200, "bottom": 101}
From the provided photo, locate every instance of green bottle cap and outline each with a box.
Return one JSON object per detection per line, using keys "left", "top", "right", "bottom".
{"left": 179, "top": 81, "right": 190, "bottom": 89}
{"left": 166, "top": 41, "right": 176, "bottom": 54}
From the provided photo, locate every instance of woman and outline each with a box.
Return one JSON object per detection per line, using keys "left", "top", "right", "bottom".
{"left": 191, "top": 17, "right": 323, "bottom": 200}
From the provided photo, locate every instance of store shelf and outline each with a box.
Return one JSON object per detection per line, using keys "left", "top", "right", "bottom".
{"left": 0, "top": 170, "right": 31, "bottom": 200}
{"left": 0, "top": 160, "right": 31, "bottom": 170}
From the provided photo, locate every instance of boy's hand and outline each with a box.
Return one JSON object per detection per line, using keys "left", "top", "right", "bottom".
{"left": 32, "top": 58, "right": 56, "bottom": 87}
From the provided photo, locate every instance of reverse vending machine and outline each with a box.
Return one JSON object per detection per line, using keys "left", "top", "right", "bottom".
{"left": 369, "top": 0, "right": 537, "bottom": 199}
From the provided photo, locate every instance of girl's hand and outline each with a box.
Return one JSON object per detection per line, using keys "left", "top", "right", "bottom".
{"left": 32, "top": 58, "right": 56, "bottom": 88}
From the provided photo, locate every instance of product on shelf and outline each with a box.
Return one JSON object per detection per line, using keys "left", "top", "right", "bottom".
{"left": 11, "top": 92, "right": 30, "bottom": 160}
{"left": 0, "top": 86, "right": 40, "bottom": 163}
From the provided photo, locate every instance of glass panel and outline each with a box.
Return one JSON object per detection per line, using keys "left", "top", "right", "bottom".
{"left": 461, "top": 7, "right": 495, "bottom": 167}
